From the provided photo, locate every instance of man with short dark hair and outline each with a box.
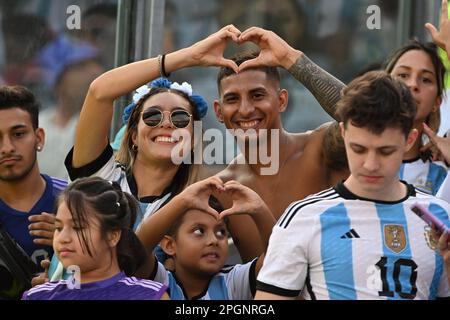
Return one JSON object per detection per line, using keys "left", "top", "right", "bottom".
{"left": 119, "top": 25, "right": 349, "bottom": 262}
{"left": 0, "top": 85, "right": 67, "bottom": 267}
{"left": 213, "top": 29, "right": 348, "bottom": 260}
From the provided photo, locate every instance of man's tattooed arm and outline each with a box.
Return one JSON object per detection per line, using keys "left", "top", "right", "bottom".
{"left": 288, "top": 54, "right": 346, "bottom": 121}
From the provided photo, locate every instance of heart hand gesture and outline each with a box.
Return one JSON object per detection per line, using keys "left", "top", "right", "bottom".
{"left": 187, "top": 24, "right": 241, "bottom": 72}
{"left": 237, "top": 27, "right": 302, "bottom": 71}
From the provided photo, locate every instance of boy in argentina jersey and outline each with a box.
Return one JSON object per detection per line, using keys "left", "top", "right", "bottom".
{"left": 136, "top": 176, "right": 275, "bottom": 300}
{"left": 256, "top": 71, "right": 450, "bottom": 300}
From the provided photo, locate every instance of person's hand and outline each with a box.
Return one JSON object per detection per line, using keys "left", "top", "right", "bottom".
{"left": 28, "top": 212, "right": 56, "bottom": 246}
{"left": 431, "top": 226, "right": 450, "bottom": 263}
{"left": 179, "top": 176, "right": 226, "bottom": 219}
{"left": 237, "top": 27, "right": 302, "bottom": 71}
{"left": 425, "top": 0, "right": 450, "bottom": 51}
{"left": 421, "top": 122, "right": 450, "bottom": 163}
{"left": 187, "top": 24, "right": 241, "bottom": 72}
{"left": 219, "top": 180, "right": 268, "bottom": 218}
{"left": 30, "top": 259, "right": 50, "bottom": 287}
{"left": 437, "top": 231, "right": 450, "bottom": 265}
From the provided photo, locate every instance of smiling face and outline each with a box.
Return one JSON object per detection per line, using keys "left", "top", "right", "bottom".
{"left": 163, "top": 210, "right": 229, "bottom": 278}
{"left": 390, "top": 50, "right": 441, "bottom": 123}
{"left": 0, "top": 107, "right": 43, "bottom": 182}
{"left": 214, "top": 70, "right": 287, "bottom": 138}
{"left": 132, "top": 92, "right": 194, "bottom": 163}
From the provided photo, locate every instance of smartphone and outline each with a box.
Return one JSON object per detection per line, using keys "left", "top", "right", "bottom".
{"left": 411, "top": 203, "right": 449, "bottom": 234}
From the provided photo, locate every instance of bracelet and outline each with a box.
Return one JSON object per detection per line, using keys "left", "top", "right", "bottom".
{"left": 158, "top": 54, "right": 171, "bottom": 78}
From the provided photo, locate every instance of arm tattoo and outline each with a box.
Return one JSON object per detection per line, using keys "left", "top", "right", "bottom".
{"left": 288, "top": 54, "right": 346, "bottom": 121}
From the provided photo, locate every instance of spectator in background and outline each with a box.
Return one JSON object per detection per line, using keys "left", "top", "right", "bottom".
{"left": 217, "top": 0, "right": 308, "bottom": 53}
{"left": 296, "top": 40, "right": 449, "bottom": 195}
{"left": 72, "top": 3, "right": 118, "bottom": 70}
{"left": 0, "top": 13, "right": 53, "bottom": 97}
{"left": 36, "top": 36, "right": 103, "bottom": 179}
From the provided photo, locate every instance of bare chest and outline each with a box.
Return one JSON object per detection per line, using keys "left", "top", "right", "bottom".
{"left": 243, "top": 166, "right": 329, "bottom": 219}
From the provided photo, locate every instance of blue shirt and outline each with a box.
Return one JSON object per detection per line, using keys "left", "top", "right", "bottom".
{"left": 0, "top": 174, "right": 67, "bottom": 265}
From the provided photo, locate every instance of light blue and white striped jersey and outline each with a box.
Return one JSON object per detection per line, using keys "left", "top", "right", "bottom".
{"left": 257, "top": 183, "right": 450, "bottom": 300}
{"left": 437, "top": 173, "right": 450, "bottom": 203}
{"left": 399, "top": 158, "right": 448, "bottom": 195}
{"left": 153, "top": 259, "right": 257, "bottom": 300}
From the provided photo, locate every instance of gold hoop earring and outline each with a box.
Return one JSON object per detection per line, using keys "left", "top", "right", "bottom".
{"left": 132, "top": 144, "right": 138, "bottom": 152}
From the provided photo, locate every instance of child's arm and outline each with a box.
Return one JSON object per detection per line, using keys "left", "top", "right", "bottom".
{"left": 426, "top": 0, "right": 450, "bottom": 60}
{"left": 220, "top": 181, "right": 276, "bottom": 275}
{"left": 135, "top": 176, "right": 224, "bottom": 277}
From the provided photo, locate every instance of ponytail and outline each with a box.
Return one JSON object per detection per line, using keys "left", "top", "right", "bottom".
{"left": 60, "top": 177, "right": 149, "bottom": 276}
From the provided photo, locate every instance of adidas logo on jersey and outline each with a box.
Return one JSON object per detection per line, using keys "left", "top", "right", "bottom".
{"left": 340, "top": 229, "right": 360, "bottom": 239}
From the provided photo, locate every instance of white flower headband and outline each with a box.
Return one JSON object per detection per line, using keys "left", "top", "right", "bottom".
{"left": 122, "top": 77, "right": 207, "bottom": 124}
{"left": 132, "top": 82, "right": 193, "bottom": 103}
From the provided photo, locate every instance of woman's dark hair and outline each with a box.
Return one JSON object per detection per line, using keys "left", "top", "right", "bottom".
{"left": 166, "top": 196, "right": 225, "bottom": 238}
{"left": 58, "top": 176, "right": 147, "bottom": 276}
{"left": 115, "top": 87, "right": 201, "bottom": 196}
{"left": 384, "top": 39, "right": 446, "bottom": 132}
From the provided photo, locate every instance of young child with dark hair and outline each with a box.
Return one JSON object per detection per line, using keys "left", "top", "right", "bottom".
{"left": 136, "top": 176, "right": 275, "bottom": 300}
{"left": 22, "top": 176, "right": 168, "bottom": 300}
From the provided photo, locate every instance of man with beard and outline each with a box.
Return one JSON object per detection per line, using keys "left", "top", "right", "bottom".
{"left": 0, "top": 86, "right": 67, "bottom": 267}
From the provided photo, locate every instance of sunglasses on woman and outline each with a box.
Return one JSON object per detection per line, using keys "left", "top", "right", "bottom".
{"left": 141, "top": 107, "right": 192, "bottom": 128}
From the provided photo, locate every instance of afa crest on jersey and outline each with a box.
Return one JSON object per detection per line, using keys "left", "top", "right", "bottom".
{"left": 423, "top": 225, "right": 438, "bottom": 250}
{"left": 384, "top": 224, "right": 406, "bottom": 253}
